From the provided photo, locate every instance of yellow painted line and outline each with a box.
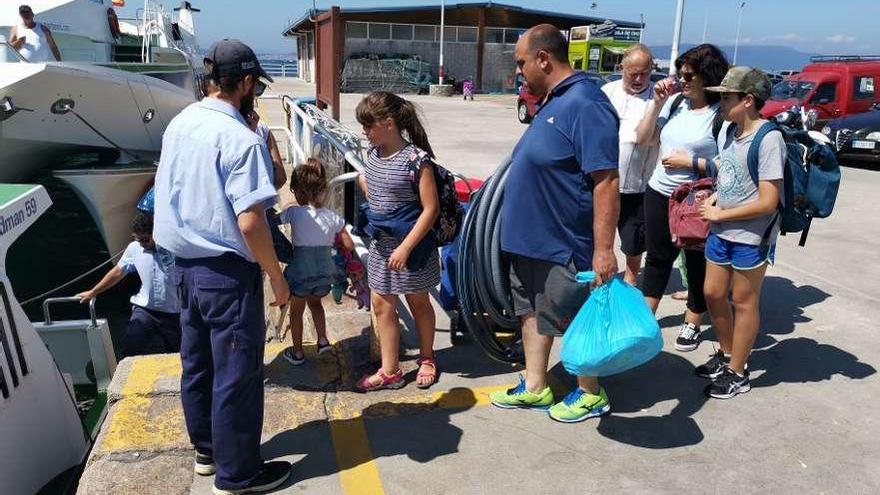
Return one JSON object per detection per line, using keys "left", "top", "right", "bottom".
{"left": 316, "top": 337, "right": 386, "bottom": 495}
{"left": 100, "top": 355, "right": 186, "bottom": 453}
{"left": 330, "top": 418, "right": 386, "bottom": 495}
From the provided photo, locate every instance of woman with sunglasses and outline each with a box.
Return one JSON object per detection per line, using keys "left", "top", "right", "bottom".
{"left": 635, "top": 44, "right": 729, "bottom": 353}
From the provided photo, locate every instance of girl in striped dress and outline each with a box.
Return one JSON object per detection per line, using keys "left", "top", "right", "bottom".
{"left": 355, "top": 91, "right": 441, "bottom": 391}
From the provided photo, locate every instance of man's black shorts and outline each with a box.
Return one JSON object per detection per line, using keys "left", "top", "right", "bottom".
{"left": 618, "top": 192, "right": 646, "bottom": 257}
{"left": 509, "top": 254, "right": 591, "bottom": 337}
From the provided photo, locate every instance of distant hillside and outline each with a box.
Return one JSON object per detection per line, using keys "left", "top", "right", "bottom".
{"left": 650, "top": 44, "right": 821, "bottom": 72}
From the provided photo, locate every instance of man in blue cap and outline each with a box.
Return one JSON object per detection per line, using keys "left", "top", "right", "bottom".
{"left": 154, "top": 39, "right": 291, "bottom": 494}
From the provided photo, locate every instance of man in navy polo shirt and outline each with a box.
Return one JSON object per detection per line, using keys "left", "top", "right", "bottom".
{"left": 489, "top": 24, "right": 620, "bottom": 424}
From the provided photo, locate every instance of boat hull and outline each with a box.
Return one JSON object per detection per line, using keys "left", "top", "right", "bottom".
{"left": 0, "top": 62, "right": 194, "bottom": 181}
{"left": 53, "top": 164, "right": 156, "bottom": 255}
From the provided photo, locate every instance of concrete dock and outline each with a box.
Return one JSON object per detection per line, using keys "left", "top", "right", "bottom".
{"left": 77, "top": 79, "right": 880, "bottom": 494}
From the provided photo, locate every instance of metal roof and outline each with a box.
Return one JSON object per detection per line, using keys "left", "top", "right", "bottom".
{"left": 282, "top": 2, "right": 641, "bottom": 37}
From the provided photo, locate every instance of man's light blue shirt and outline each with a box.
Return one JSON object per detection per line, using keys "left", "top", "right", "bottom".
{"left": 154, "top": 97, "right": 277, "bottom": 262}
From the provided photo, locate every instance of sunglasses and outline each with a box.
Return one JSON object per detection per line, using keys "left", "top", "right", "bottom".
{"left": 255, "top": 80, "right": 267, "bottom": 97}
{"left": 678, "top": 72, "right": 697, "bottom": 82}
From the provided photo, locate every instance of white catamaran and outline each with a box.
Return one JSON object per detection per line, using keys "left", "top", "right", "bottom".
{"left": 0, "top": 0, "right": 203, "bottom": 254}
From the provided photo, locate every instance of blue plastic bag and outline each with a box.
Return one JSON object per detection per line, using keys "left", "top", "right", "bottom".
{"left": 560, "top": 273, "right": 663, "bottom": 377}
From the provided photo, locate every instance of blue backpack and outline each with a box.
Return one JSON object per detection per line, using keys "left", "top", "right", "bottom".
{"left": 745, "top": 121, "right": 841, "bottom": 246}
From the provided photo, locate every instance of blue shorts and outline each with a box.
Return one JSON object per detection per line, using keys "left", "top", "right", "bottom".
{"left": 705, "top": 233, "right": 776, "bottom": 270}
{"left": 284, "top": 246, "right": 335, "bottom": 298}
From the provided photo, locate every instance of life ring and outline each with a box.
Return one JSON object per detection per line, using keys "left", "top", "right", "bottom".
{"left": 107, "top": 8, "right": 121, "bottom": 39}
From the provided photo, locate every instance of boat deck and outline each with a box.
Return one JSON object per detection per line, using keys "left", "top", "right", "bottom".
{"left": 76, "top": 79, "right": 880, "bottom": 494}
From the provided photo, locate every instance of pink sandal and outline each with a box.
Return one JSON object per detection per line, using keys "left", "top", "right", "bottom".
{"left": 416, "top": 357, "right": 439, "bottom": 389}
{"left": 356, "top": 368, "right": 405, "bottom": 392}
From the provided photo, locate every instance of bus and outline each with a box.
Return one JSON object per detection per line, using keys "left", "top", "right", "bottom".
{"left": 568, "top": 22, "right": 642, "bottom": 75}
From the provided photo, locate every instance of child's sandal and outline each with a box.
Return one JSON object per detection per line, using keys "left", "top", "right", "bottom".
{"left": 416, "top": 357, "right": 438, "bottom": 389}
{"left": 355, "top": 368, "right": 405, "bottom": 392}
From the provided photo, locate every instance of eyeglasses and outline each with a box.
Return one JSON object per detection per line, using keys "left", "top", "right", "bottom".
{"left": 678, "top": 72, "right": 696, "bottom": 82}
{"left": 255, "top": 80, "right": 267, "bottom": 97}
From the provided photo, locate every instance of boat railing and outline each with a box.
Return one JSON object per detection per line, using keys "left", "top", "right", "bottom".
{"left": 278, "top": 95, "right": 365, "bottom": 220}
{"left": 261, "top": 62, "right": 299, "bottom": 78}
{"left": 0, "top": 37, "right": 28, "bottom": 63}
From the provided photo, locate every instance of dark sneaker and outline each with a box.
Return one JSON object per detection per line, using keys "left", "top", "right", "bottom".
{"left": 675, "top": 322, "right": 702, "bottom": 352}
{"left": 316, "top": 340, "right": 333, "bottom": 355}
{"left": 282, "top": 348, "right": 305, "bottom": 366}
{"left": 212, "top": 461, "right": 291, "bottom": 494}
{"left": 695, "top": 349, "right": 728, "bottom": 379}
{"left": 194, "top": 451, "right": 216, "bottom": 476}
{"left": 706, "top": 367, "right": 751, "bottom": 399}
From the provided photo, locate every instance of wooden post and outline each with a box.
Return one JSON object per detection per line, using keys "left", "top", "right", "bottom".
{"left": 315, "top": 6, "right": 342, "bottom": 120}
{"left": 476, "top": 7, "right": 486, "bottom": 91}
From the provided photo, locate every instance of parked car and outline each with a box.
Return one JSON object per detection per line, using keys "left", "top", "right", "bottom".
{"left": 761, "top": 56, "right": 880, "bottom": 125}
{"left": 821, "top": 104, "right": 880, "bottom": 163}
{"left": 516, "top": 78, "right": 542, "bottom": 124}
{"left": 516, "top": 71, "right": 605, "bottom": 124}
{"left": 767, "top": 73, "right": 785, "bottom": 85}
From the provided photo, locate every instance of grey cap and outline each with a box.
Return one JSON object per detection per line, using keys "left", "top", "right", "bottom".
{"left": 203, "top": 39, "right": 273, "bottom": 83}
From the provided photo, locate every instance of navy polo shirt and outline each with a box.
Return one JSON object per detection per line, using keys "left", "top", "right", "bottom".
{"left": 501, "top": 71, "right": 619, "bottom": 271}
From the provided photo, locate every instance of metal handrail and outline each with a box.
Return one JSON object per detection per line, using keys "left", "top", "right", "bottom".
{"left": 42, "top": 297, "right": 98, "bottom": 327}
{"left": 0, "top": 38, "right": 28, "bottom": 63}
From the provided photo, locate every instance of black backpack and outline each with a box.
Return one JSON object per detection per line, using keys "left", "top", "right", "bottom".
{"left": 668, "top": 94, "right": 725, "bottom": 142}
{"left": 405, "top": 148, "right": 463, "bottom": 247}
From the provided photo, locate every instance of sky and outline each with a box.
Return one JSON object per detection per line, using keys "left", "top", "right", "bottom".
{"left": 117, "top": 0, "right": 879, "bottom": 55}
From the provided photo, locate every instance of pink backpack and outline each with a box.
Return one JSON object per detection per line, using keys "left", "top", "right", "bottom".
{"left": 668, "top": 177, "right": 714, "bottom": 250}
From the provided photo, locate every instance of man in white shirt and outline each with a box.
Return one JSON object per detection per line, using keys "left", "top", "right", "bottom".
{"left": 601, "top": 44, "right": 659, "bottom": 285}
{"left": 9, "top": 5, "right": 62, "bottom": 62}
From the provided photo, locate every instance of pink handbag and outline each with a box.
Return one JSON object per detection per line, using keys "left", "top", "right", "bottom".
{"left": 668, "top": 177, "right": 714, "bottom": 250}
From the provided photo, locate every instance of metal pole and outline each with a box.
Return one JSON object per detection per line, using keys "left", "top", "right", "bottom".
{"left": 439, "top": 0, "right": 446, "bottom": 84}
{"left": 734, "top": 1, "right": 746, "bottom": 65}
{"left": 639, "top": 13, "right": 645, "bottom": 44}
{"left": 669, "top": 0, "right": 685, "bottom": 76}
{"left": 701, "top": 8, "right": 708, "bottom": 43}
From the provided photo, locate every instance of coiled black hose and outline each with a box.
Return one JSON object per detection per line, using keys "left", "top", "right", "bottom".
{"left": 455, "top": 156, "right": 523, "bottom": 363}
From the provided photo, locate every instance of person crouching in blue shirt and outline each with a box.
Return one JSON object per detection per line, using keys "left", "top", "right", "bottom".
{"left": 489, "top": 25, "right": 621, "bottom": 423}
{"left": 153, "top": 40, "right": 291, "bottom": 494}
{"left": 77, "top": 212, "right": 180, "bottom": 357}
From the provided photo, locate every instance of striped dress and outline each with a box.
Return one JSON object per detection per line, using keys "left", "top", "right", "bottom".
{"left": 365, "top": 143, "right": 440, "bottom": 295}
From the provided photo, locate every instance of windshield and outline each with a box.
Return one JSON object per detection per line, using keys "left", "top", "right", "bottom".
{"left": 770, "top": 80, "right": 814, "bottom": 101}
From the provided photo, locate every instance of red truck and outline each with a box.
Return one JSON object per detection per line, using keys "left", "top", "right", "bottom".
{"left": 761, "top": 56, "right": 880, "bottom": 124}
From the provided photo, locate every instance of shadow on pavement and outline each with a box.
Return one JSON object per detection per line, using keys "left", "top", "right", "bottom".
{"left": 750, "top": 337, "right": 876, "bottom": 388}
{"left": 551, "top": 353, "right": 709, "bottom": 450}
{"left": 757, "top": 276, "right": 831, "bottom": 339}
{"left": 261, "top": 388, "right": 478, "bottom": 486}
